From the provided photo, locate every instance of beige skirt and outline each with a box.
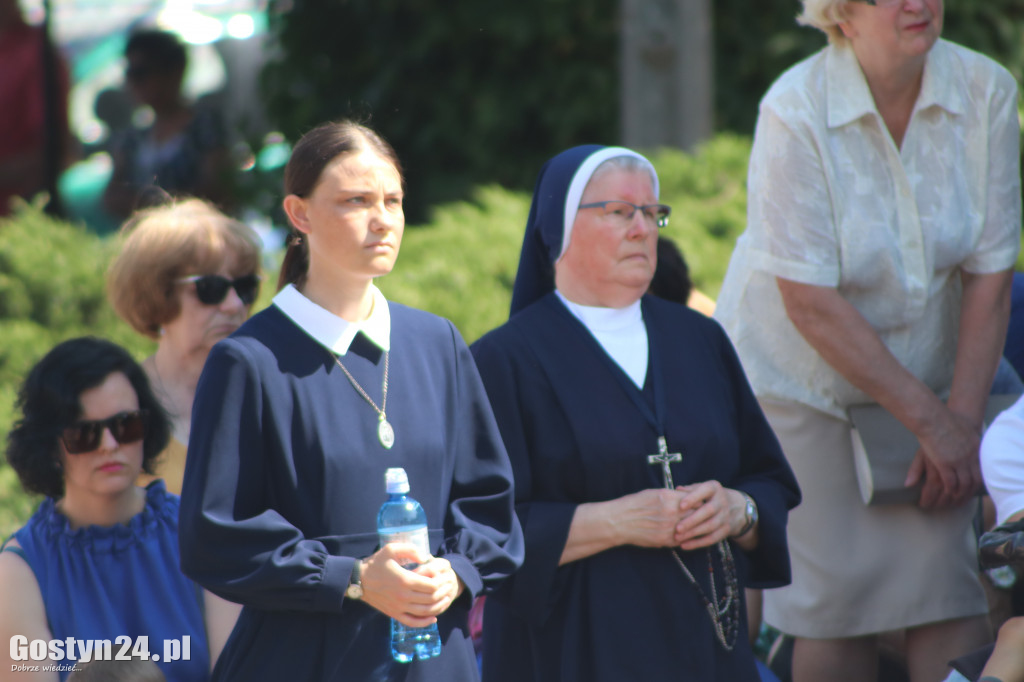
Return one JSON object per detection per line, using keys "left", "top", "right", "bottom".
{"left": 760, "top": 399, "right": 988, "bottom": 638}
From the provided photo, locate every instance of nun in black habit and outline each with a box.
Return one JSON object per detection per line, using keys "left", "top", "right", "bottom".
{"left": 471, "top": 145, "right": 801, "bottom": 681}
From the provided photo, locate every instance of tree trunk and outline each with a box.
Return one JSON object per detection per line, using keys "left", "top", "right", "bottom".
{"left": 620, "top": 0, "right": 713, "bottom": 152}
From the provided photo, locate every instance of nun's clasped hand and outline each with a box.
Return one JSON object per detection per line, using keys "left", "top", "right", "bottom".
{"left": 609, "top": 487, "right": 696, "bottom": 549}
{"left": 358, "top": 543, "right": 464, "bottom": 628}
{"left": 674, "top": 481, "right": 751, "bottom": 550}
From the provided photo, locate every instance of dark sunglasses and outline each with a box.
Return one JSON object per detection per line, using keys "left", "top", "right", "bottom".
{"left": 177, "top": 274, "right": 261, "bottom": 306}
{"left": 61, "top": 410, "right": 148, "bottom": 455}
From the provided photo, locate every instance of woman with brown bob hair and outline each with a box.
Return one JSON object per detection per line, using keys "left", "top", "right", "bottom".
{"left": 107, "top": 198, "right": 262, "bottom": 494}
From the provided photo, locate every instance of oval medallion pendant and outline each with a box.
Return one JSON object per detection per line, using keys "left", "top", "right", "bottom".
{"left": 378, "top": 419, "right": 395, "bottom": 449}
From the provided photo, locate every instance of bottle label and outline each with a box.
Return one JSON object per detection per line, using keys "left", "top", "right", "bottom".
{"left": 380, "top": 526, "right": 431, "bottom": 566}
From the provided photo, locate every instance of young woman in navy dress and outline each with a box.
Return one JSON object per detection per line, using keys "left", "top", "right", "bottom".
{"left": 178, "top": 120, "right": 523, "bottom": 682}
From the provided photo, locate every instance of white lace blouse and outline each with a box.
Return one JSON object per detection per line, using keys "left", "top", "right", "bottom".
{"left": 715, "top": 39, "right": 1021, "bottom": 419}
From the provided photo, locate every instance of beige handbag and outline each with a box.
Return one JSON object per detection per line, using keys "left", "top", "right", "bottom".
{"left": 849, "top": 394, "right": 1018, "bottom": 505}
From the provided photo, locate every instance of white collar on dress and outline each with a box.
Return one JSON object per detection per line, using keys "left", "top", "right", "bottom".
{"left": 272, "top": 283, "right": 391, "bottom": 354}
{"left": 556, "top": 290, "right": 644, "bottom": 332}
{"left": 826, "top": 38, "right": 964, "bottom": 130}
{"left": 555, "top": 290, "right": 648, "bottom": 388}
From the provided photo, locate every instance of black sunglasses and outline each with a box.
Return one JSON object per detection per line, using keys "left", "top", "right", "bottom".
{"left": 61, "top": 410, "right": 149, "bottom": 455}
{"left": 177, "top": 274, "right": 261, "bottom": 306}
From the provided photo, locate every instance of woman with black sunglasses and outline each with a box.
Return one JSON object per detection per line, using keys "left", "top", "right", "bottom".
{"left": 107, "top": 198, "right": 262, "bottom": 495}
{"left": 0, "top": 336, "right": 237, "bottom": 681}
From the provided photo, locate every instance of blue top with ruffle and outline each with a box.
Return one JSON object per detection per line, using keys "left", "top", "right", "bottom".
{"left": 11, "top": 481, "right": 210, "bottom": 681}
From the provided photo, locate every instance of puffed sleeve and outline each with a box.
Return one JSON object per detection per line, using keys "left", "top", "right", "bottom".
{"left": 435, "top": 320, "right": 525, "bottom": 599}
{"left": 178, "top": 338, "right": 357, "bottom": 613}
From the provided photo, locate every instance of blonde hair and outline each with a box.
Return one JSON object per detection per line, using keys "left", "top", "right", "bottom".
{"left": 107, "top": 198, "right": 263, "bottom": 338}
{"left": 798, "top": 0, "right": 851, "bottom": 44}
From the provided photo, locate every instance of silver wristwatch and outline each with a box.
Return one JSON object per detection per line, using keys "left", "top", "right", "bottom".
{"left": 737, "top": 493, "right": 759, "bottom": 536}
{"left": 345, "top": 559, "right": 364, "bottom": 600}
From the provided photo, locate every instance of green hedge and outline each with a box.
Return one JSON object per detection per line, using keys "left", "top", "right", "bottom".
{"left": 0, "top": 137, "right": 753, "bottom": 537}
{"left": 262, "top": 0, "right": 1024, "bottom": 220}
{"left": 0, "top": 202, "right": 156, "bottom": 535}
{"left": 262, "top": 0, "right": 620, "bottom": 221}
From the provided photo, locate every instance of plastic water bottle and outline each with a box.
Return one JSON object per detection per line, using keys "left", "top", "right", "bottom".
{"left": 377, "top": 467, "right": 442, "bottom": 662}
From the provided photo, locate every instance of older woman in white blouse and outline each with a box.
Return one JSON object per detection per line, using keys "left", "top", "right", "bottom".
{"left": 714, "top": 0, "right": 1020, "bottom": 680}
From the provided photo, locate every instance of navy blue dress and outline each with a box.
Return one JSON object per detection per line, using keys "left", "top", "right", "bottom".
{"left": 11, "top": 481, "right": 210, "bottom": 682}
{"left": 179, "top": 303, "right": 523, "bottom": 682}
{"left": 471, "top": 293, "right": 800, "bottom": 682}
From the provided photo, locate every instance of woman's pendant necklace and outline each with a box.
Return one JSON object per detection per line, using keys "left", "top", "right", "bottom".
{"left": 377, "top": 416, "right": 395, "bottom": 449}
{"left": 329, "top": 350, "right": 393, "bottom": 449}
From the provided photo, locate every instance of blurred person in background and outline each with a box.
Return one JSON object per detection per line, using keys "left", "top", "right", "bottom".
{"left": 941, "top": 393, "right": 1024, "bottom": 682}
{"left": 103, "top": 29, "right": 232, "bottom": 220}
{"left": 649, "top": 235, "right": 717, "bottom": 316}
{"left": 0, "top": 0, "right": 73, "bottom": 216}
{"left": 106, "top": 198, "right": 262, "bottom": 495}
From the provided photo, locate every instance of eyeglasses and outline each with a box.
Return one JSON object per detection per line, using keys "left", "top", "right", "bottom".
{"left": 177, "top": 274, "right": 261, "bottom": 306}
{"left": 61, "top": 410, "right": 148, "bottom": 455}
{"left": 578, "top": 201, "right": 672, "bottom": 228}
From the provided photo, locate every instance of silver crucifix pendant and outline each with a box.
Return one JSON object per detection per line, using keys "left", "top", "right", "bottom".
{"left": 647, "top": 436, "right": 682, "bottom": 489}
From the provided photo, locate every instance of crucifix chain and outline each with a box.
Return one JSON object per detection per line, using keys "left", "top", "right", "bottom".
{"left": 644, "top": 435, "right": 740, "bottom": 651}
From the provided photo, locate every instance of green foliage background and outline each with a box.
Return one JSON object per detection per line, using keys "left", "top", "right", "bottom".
{"left": 262, "top": 0, "right": 1024, "bottom": 220}
{"left": 5, "top": 0, "right": 1024, "bottom": 541}
{"left": 0, "top": 138, "right": 751, "bottom": 537}
{"left": 262, "top": 0, "right": 621, "bottom": 221}
{"left": 0, "top": 203, "right": 152, "bottom": 535}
